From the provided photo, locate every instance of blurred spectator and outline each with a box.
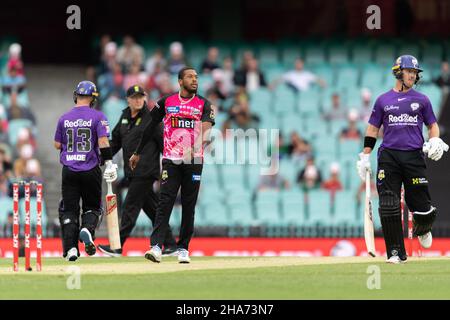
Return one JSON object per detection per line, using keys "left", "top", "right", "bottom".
{"left": 0, "top": 147, "right": 13, "bottom": 178}
{"left": 234, "top": 58, "right": 267, "bottom": 92}
{"left": 358, "top": 88, "right": 373, "bottom": 122}
{"left": 167, "top": 42, "right": 187, "bottom": 75}
{"left": 206, "top": 69, "right": 228, "bottom": 100}
{"left": 297, "top": 157, "right": 322, "bottom": 191}
{"left": 321, "top": 162, "right": 343, "bottom": 199}
{"left": 269, "top": 133, "right": 290, "bottom": 160}
{"left": 13, "top": 144, "right": 34, "bottom": 179}
{"left": 2, "top": 65, "right": 26, "bottom": 95}
{"left": 85, "top": 66, "right": 97, "bottom": 83}
{"left": 221, "top": 57, "right": 235, "bottom": 96}
{"left": 7, "top": 92, "right": 36, "bottom": 124}
{"left": 15, "top": 128, "right": 36, "bottom": 155}
{"left": 94, "top": 34, "right": 112, "bottom": 65}
{"left": 117, "top": 35, "right": 144, "bottom": 72}
{"left": 145, "top": 48, "right": 167, "bottom": 75}
{"left": 287, "top": 131, "right": 312, "bottom": 165}
{"left": 123, "top": 63, "right": 147, "bottom": 92}
{"left": 323, "top": 93, "right": 346, "bottom": 121}
{"left": 0, "top": 171, "right": 10, "bottom": 197}
{"left": 434, "top": 61, "right": 450, "bottom": 90}
{"left": 201, "top": 47, "right": 220, "bottom": 73}
{"left": 7, "top": 43, "right": 24, "bottom": 76}
{"left": 340, "top": 110, "right": 362, "bottom": 140}
{"left": 272, "top": 58, "right": 325, "bottom": 92}
{"left": 98, "top": 62, "right": 126, "bottom": 100}
{"left": 257, "top": 171, "right": 290, "bottom": 191}
{"left": 99, "top": 41, "right": 118, "bottom": 75}
{"left": 223, "top": 90, "right": 260, "bottom": 131}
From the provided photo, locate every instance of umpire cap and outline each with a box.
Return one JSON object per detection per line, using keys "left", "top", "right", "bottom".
{"left": 126, "top": 85, "right": 147, "bottom": 97}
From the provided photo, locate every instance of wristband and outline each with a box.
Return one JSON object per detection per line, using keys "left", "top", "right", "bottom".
{"left": 364, "top": 136, "right": 376, "bottom": 149}
{"left": 100, "top": 147, "right": 113, "bottom": 161}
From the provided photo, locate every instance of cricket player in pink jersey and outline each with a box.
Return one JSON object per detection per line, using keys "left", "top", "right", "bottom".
{"left": 130, "top": 67, "right": 215, "bottom": 263}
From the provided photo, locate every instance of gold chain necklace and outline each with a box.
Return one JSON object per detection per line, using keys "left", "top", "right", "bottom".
{"left": 178, "top": 91, "right": 196, "bottom": 105}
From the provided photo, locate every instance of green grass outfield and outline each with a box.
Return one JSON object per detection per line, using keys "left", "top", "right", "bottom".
{"left": 1, "top": 256, "right": 450, "bottom": 299}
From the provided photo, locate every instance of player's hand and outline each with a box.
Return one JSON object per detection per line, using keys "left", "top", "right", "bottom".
{"left": 103, "top": 160, "right": 118, "bottom": 182}
{"left": 356, "top": 152, "right": 371, "bottom": 181}
{"left": 129, "top": 153, "right": 140, "bottom": 170}
{"left": 423, "top": 137, "right": 449, "bottom": 161}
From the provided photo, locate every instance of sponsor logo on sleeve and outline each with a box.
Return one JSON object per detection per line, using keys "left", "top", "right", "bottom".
{"left": 167, "top": 106, "right": 180, "bottom": 113}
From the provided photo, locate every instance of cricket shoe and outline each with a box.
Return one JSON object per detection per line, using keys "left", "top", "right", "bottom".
{"left": 418, "top": 231, "right": 432, "bottom": 249}
{"left": 178, "top": 249, "right": 191, "bottom": 264}
{"left": 98, "top": 244, "right": 122, "bottom": 257}
{"left": 162, "top": 247, "right": 179, "bottom": 257}
{"left": 144, "top": 245, "right": 162, "bottom": 263}
{"left": 66, "top": 247, "right": 79, "bottom": 262}
{"left": 79, "top": 228, "right": 96, "bottom": 256}
{"left": 386, "top": 256, "right": 407, "bottom": 264}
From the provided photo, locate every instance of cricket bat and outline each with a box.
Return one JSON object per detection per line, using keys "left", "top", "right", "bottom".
{"left": 364, "top": 170, "right": 376, "bottom": 257}
{"left": 106, "top": 181, "right": 121, "bottom": 250}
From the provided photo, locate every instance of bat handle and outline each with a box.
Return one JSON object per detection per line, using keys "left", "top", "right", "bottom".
{"left": 106, "top": 181, "right": 113, "bottom": 195}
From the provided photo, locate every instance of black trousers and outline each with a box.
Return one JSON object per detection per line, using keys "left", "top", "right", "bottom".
{"left": 60, "top": 165, "right": 102, "bottom": 254}
{"left": 377, "top": 148, "right": 431, "bottom": 213}
{"left": 120, "top": 177, "right": 177, "bottom": 249}
{"left": 151, "top": 159, "right": 203, "bottom": 250}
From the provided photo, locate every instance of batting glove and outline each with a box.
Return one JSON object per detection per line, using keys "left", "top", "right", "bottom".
{"left": 103, "top": 160, "right": 118, "bottom": 182}
{"left": 356, "top": 152, "right": 371, "bottom": 182}
{"left": 423, "top": 137, "right": 449, "bottom": 161}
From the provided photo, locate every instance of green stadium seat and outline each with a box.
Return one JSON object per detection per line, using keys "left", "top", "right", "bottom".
{"left": 255, "top": 190, "right": 281, "bottom": 225}
{"left": 328, "top": 44, "right": 349, "bottom": 65}
{"left": 337, "top": 139, "right": 362, "bottom": 161}
{"left": 258, "top": 46, "right": 280, "bottom": 68}
{"left": 203, "top": 202, "right": 229, "bottom": 226}
{"left": 333, "top": 190, "right": 358, "bottom": 226}
{"left": 374, "top": 44, "right": 396, "bottom": 65}
{"left": 280, "top": 189, "right": 306, "bottom": 226}
{"left": 422, "top": 42, "right": 444, "bottom": 66}
{"left": 360, "top": 65, "right": 385, "bottom": 88}
{"left": 352, "top": 44, "right": 373, "bottom": 65}
{"left": 297, "top": 90, "right": 321, "bottom": 116}
{"left": 0, "top": 197, "right": 13, "bottom": 225}
{"left": 305, "top": 189, "right": 332, "bottom": 226}
{"left": 304, "top": 46, "right": 326, "bottom": 66}
{"left": 229, "top": 202, "right": 255, "bottom": 226}
{"left": 335, "top": 66, "right": 359, "bottom": 90}
{"left": 279, "top": 158, "right": 300, "bottom": 186}
{"left": 219, "top": 165, "right": 246, "bottom": 191}
{"left": 312, "top": 64, "right": 335, "bottom": 87}
{"left": 274, "top": 94, "right": 296, "bottom": 114}
{"left": 281, "top": 46, "right": 302, "bottom": 68}
{"left": 247, "top": 164, "right": 263, "bottom": 191}
{"left": 102, "top": 98, "right": 126, "bottom": 128}
{"left": 312, "top": 135, "right": 337, "bottom": 159}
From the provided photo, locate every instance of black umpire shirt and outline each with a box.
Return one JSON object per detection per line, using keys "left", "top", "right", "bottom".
{"left": 110, "top": 103, "right": 163, "bottom": 180}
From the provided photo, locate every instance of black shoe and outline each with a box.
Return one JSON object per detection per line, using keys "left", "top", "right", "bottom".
{"left": 79, "top": 228, "right": 96, "bottom": 256}
{"left": 162, "top": 247, "right": 178, "bottom": 257}
{"left": 98, "top": 244, "right": 122, "bottom": 257}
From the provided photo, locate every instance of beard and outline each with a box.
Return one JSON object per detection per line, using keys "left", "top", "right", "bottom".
{"left": 186, "top": 86, "right": 198, "bottom": 94}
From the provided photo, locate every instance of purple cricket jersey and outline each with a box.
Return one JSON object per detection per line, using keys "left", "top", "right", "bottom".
{"left": 368, "top": 89, "right": 437, "bottom": 151}
{"left": 54, "top": 105, "right": 110, "bottom": 172}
